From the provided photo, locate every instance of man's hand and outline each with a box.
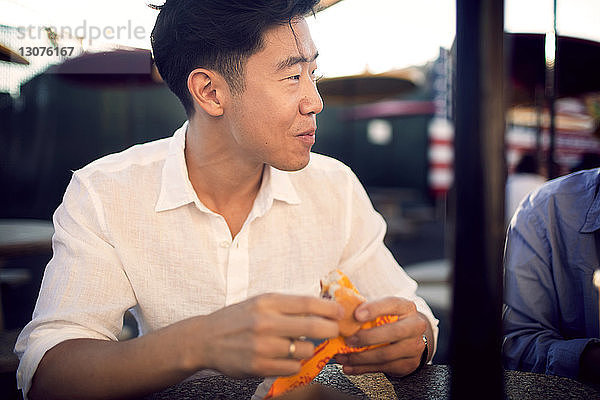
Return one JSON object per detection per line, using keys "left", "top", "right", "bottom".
{"left": 334, "top": 297, "right": 431, "bottom": 376}
{"left": 183, "top": 293, "right": 344, "bottom": 378}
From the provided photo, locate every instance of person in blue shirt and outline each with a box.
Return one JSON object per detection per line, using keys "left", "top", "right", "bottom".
{"left": 503, "top": 168, "right": 600, "bottom": 383}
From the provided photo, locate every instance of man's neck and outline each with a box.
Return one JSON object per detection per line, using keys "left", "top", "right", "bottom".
{"left": 184, "top": 118, "right": 265, "bottom": 236}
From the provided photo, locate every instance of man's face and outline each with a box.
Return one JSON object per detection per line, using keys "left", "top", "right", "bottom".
{"left": 225, "top": 18, "right": 323, "bottom": 171}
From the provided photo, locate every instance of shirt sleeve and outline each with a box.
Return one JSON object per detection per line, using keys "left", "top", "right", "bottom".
{"left": 14, "top": 172, "right": 137, "bottom": 398}
{"left": 503, "top": 210, "right": 590, "bottom": 379}
{"left": 336, "top": 170, "right": 439, "bottom": 352}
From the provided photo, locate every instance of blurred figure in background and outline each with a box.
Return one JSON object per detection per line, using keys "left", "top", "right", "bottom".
{"left": 503, "top": 168, "right": 600, "bottom": 383}
{"left": 505, "top": 153, "right": 546, "bottom": 225}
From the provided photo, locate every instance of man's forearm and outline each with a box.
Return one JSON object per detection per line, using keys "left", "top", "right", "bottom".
{"left": 29, "top": 317, "right": 205, "bottom": 400}
{"left": 27, "top": 293, "right": 344, "bottom": 400}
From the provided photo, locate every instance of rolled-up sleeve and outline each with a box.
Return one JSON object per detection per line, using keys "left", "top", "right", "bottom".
{"left": 14, "top": 172, "right": 137, "bottom": 398}
{"left": 337, "top": 171, "right": 439, "bottom": 352}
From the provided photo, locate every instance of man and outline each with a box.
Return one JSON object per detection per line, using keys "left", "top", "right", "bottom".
{"left": 15, "top": 1, "right": 438, "bottom": 399}
{"left": 503, "top": 168, "right": 600, "bottom": 382}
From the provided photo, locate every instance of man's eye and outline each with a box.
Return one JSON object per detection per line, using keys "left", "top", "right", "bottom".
{"left": 311, "top": 69, "right": 323, "bottom": 82}
{"left": 288, "top": 75, "right": 301, "bottom": 81}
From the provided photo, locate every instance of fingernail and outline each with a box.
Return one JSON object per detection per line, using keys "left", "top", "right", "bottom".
{"left": 346, "top": 336, "right": 359, "bottom": 346}
{"left": 355, "top": 308, "right": 369, "bottom": 321}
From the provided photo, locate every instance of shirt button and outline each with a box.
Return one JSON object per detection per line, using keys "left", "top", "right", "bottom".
{"left": 220, "top": 241, "right": 231, "bottom": 248}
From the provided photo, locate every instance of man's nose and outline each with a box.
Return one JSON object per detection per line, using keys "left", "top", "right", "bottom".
{"left": 299, "top": 80, "right": 324, "bottom": 115}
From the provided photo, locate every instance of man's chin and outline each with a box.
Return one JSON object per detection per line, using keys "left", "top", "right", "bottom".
{"left": 270, "top": 155, "right": 311, "bottom": 172}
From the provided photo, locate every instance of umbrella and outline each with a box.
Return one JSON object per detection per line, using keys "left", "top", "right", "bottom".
{"left": 317, "top": 69, "right": 420, "bottom": 104}
{"left": 45, "top": 48, "right": 158, "bottom": 86}
{"left": 506, "top": 33, "right": 600, "bottom": 177}
{"left": 316, "top": 0, "right": 344, "bottom": 12}
{"left": 0, "top": 43, "right": 29, "bottom": 65}
{"left": 507, "top": 33, "right": 600, "bottom": 105}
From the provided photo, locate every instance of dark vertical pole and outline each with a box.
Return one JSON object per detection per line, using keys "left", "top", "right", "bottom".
{"left": 451, "top": 0, "right": 505, "bottom": 399}
{"left": 546, "top": 0, "right": 558, "bottom": 178}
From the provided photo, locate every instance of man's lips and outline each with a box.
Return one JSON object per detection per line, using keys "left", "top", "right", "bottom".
{"left": 296, "top": 128, "right": 316, "bottom": 137}
{"left": 296, "top": 129, "right": 316, "bottom": 144}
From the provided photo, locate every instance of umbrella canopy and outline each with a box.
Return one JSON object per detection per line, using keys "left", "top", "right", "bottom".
{"left": 507, "top": 33, "right": 600, "bottom": 105}
{"left": 145, "top": 0, "right": 344, "bottom": 12}
{"left": 316, "top": 0, "right": 344, "bottom": 11}
{"left": 0, "top": 43, "right": 29, "bottom": 65}
{"left": 317, "top": 69, "right": 420, "bottom": 104}
{"left": 45, "top": 48, "right": 158, "bottom": 86}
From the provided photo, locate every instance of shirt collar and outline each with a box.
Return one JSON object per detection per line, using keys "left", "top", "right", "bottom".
{"left": 267, "top": 166, "right": 301, "bottom": 206}
{"left": 155, "top": 122, "right": 301, "bottom": 213}
{"left": 225, "top": 165, "right": 302, "bottom": 223}
{"left": 580, "top": 170, "right": 600, "bottom": 233}
{"left": 155, "top": 121, "right": 199, "bottom": 212}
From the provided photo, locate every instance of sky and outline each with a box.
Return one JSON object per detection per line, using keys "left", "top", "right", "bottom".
{"left": 1, "top": 0, "right": 599, "bottom": 78}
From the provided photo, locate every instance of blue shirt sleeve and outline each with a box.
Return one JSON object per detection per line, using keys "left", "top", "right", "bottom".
{"left": 502, "top": 202, "right": 592, "bottom": 379}
{"left": 547, "top": 338, "right": 597, "bottom": 378}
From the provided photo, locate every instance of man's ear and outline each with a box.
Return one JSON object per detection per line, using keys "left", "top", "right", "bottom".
{"left": 187, "top": 68, "right": 228, "bottom": 117}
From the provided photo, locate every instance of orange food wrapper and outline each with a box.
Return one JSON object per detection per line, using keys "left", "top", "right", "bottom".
{"left": 265, "top": 270, "right": 399, "bottom": 399}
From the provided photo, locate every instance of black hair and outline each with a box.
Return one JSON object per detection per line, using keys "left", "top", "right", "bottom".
{"left": 150, "top": 0, "right": 319, "bottom": 116}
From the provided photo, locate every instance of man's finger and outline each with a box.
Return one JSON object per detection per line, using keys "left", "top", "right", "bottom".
{"left": 249, "top": 312, "right": 340, "bottom": 340}
{"left": 336, "top": 335, "right": 424, "bottom": 365}
{"left": 253, "top": 293, "right": 344, "bottom": 320}
{"left": 354, "top": 296, "right": 416, "bottom": 322}
{"left": 257, "top": 336, "right": 316, "bottom": 360}
{"left": 345, "top": 315, "right": 426, "bottom": 347}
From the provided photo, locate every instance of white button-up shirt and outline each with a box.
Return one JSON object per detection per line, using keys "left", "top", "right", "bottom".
{"left": 15, "top": 122, "right": 438, "bottom": 397}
